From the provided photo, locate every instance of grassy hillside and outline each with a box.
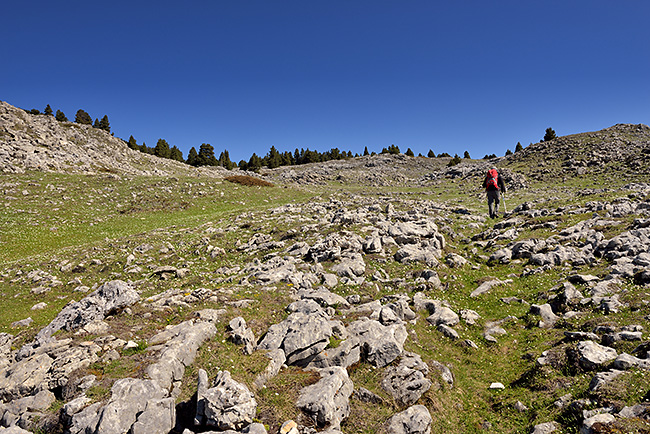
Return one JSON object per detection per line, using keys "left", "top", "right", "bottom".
{"left": 1, "top": 125, "right": 650, "bottom": 434}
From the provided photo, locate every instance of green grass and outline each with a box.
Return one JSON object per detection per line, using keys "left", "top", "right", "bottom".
{"left": 0, "top": 172, "right": 313, "bottom": 264}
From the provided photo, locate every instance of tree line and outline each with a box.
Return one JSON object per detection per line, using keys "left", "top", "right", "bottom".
{"left": 24, "top": 104, "right": 112, "bottom": 133}
{"left": 24, "top": 103, "right": 544, "bottom": 171}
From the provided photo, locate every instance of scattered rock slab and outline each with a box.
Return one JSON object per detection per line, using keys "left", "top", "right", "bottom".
{"left": 296, "top": 366, "right": 353, "bottom": 429}
{"left": 385, "top": 405, "right": 432, "bottom": 434}
{"left": 195, "top": 369, "right": 257, "bottom": 431}
{"left": 381, "top": 352, "right": 432, "bottom": 406}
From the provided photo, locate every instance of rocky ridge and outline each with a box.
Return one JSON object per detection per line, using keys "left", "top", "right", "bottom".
{"left": 0, "top": 101, "right": 227, "bottom": 178}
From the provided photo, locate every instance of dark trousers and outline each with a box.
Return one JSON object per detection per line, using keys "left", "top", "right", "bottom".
{"left": 487, "top": 190, "right": 500, "bottom": 218}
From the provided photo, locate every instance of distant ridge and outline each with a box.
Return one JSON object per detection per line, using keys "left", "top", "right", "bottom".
{"left": 0, "top": 100, "right": 227, "bottom": 177}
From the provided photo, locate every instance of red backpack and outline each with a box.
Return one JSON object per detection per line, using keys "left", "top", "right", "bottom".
{"left": 486, "top": 169, "right": 499, "bottom": 190}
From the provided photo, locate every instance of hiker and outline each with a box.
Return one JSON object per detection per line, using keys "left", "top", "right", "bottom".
{"left": 483, "top": 166, "right": 506, "bottom": 218}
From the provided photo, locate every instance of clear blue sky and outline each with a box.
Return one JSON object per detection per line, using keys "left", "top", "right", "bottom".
{"left": 2, "top": 1, "right": 649, "bottom": 163}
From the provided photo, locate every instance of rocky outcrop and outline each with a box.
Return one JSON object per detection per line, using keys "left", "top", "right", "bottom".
{"left": 0, "top": 100, "right": 227, "bottom": 177}
{"left": 257, "top": 311, "right": 333, "bottom": 367}
{"left": 381, "top": 352, "right": 432, "bottom": 406}
{"left": 296, "top": 367, "right": 353, "bottom": 430}
{"left": 385, "top": 405, "right": 432, "bottom": 434}
{"left": 19, "top": 280, "right": 139, "bottom": 359}
{"left": 195, "top": 370, "right": 257, "bottom": 431}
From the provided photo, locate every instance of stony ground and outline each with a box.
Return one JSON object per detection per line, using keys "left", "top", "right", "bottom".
{"left": 1, "top": 106, "right": 650, "bottom": 434}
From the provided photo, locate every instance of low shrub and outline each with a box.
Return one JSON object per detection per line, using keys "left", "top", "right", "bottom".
{"left": 225, "top": 175, "right": 274, "bottom": 187}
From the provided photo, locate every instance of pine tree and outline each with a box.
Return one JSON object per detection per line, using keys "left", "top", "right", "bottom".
{"left": 248, "top": 153, "right": 263, "bottom": 171}
{"left": 44, "top": 104, "right": 53, "bottom": 116}
{"left": 281, "top": 151, "right": 293, "bottom": 166}
{"left": 427, "top": 149, "right": 435, "bottom": 158}
{"left": 75, "top": 109, "right": 92, "bottom": 125}
{"left": 55, "top": 110, "right": 68, "bottom": 122}
{"left": 463, "top": 150, "right": 471, "bottom": 159}
{"left": 238, "top": 160, "right": 248, "bottom": 170}
{"left": 93, "top": 118, "right": 100, "bottom": 128}
{"left": 266, "top": 146, "right": 282, "bottom": 169}
{"left": 364, "top": 146, "right": 369, "bottom": 156}
{"left": 154, "top": 139, "right": 171, "bottom": 159}
{"left": 197, "top": 143, "right": 218, "bottom": 166}
{"left": 543, "top": 127, "right": 557, "bottom": 142}
{"left": 448, "top": 154, "right": 462, "bottom": 166}
{"left": 170, "top": 145, "right": 184, "bottom": 162}
{"left": 405, "top": 148, "right": 414, "bottom": 157}
{"left": 127, "top": 135, "right": 138, "bottom": 150}
{"left": 187, "top": 147, "right": 199, "bottom": 166}
{"left": 505, "top": 149, "right": 513, "bottom": 156}
{"left": 99, "top": 115, "right": 110, "bottom": 132}
{"left": 218, "top": 150, "right": 234, "bottom": 169}
{"left": 515, "top": 142, "right": 523, "bottom": 153}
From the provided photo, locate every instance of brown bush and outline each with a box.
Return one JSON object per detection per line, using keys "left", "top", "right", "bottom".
{"left": 224, "top": 175, "right": 274, "bottom": 187}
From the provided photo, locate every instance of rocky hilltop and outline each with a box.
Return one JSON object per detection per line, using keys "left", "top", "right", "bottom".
{"left": 0, "top": 101, "right": 227, "bottom": 178}
{"left": 1, "top": 104, "right": 650, "bottom": 434}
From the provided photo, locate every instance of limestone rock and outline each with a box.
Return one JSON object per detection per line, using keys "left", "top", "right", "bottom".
{"left": 257, "top": 312, "right": 333, "bottom": 367}
{"left": 296, "top": 366, "right": 353, "bottom": 429}
{"left": 576, "top": 341, "right": 618, "bottom": 370}
{"left": 531, "top": 422, "right": 558, "bottom": 434}
{"left": 0, "top": 353, "right": 54, "bottom": 401}
{"left": 146, "top": 319, "right": 217, "bottom": 392}
{"left": 470, "top": 279, "right": 512, "bottom": 297}
{"left": 21, "top": 280, "right": 139, "bottom": 358}
{"left": 529, "top": 304, "right": 559, "bottom": 328}
{"left": 613, "top": 352, "right": 650, "bottom": 370}
{"left": 228, "top": 317, "right": 256, "bottom": 355}
{"left": 196, "top": 370, "right": 257, "bottom": 431}
{"left": 385, "top": 405, "right": 432, "bottom": 434}
{"left": 426, "top": 305, "right": 459, "bottom": 327}
{"left": 347, "top": 318, "right": 407, "bottom": 367}
{"left": 94, "top": 378, "right": 169, "bottom": 434}
{"left": 381, "top": 352, "right": 432, "bottom": 406}
{"left": 580, "top": 413, "right": 616, "bottom": 434}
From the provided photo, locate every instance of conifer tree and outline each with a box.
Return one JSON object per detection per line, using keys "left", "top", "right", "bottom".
{"left": 197, "top": 143, "right": 218, "bottom": 166}
{"left": 44, "top": 104, "right": 53, "bottom": 116}
{"left": 170, "top": 145, "right": 184, "bottom": 162}
{"left": 405, "top": 148, "right": 414, "bottom": 157}
{"left": 218, "top": 150, "right": 235, "bottom": 169}
{"left": 427, "top": 149, "right": 435, "bottom": 158}
{"left": 187, "top": 147, "right": 199, "bottom": 166}
{"left": 448, "top": 154, "right": 462, "bottom": 166}
{"left": 99, "top": 115, "right": 110, "bottom": 132}
{"left": 93, "top": 118, "right": 100, "bottom": 128}
{"left": 55, "top": 110, "right": 68, "bottom": 122}
{"left": 266, "top": 146, "right": 282, "bottom": 169}
{"left": 515, "top": 142, "right": 523, "bottom": 153}
{"left": 128, "top": 135, "right": 138, "bottom": 150}
{"left": 543, "top": 127, "right": 557, "bottom": 142}
{"left": 154, "top": 139, "right": 171, "bottom": 159}
{"left": 463, "top": 150, "right": 471, "bottom": 159}
{"left": 364, "top": 146, "right": 369, "bottom": 156}
{"left": 75, "top": 109, "right": 92, "bottom": 125}
{"left": 247, "top": 153, "right": 263, "bottom": 171}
